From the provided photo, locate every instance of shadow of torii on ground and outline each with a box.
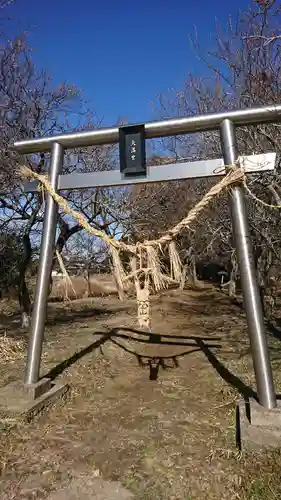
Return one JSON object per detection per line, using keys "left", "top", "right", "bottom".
{"left": 43, "top": 326, "right": 256, "bottom": 402}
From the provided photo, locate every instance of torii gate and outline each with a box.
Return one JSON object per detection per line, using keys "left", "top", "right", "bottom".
{"left": 7, "top": 104, "right": 281, "bottom": 447}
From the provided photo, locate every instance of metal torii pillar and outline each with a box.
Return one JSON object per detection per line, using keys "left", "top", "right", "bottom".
{"left": 220, "top": 120, "right": 276, "bottom": 409}
{"left": 14, "top": 103, "right": 281, "bottom": 410}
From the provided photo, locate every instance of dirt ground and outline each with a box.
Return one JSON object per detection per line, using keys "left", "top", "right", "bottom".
{"left": 1, "top": 285, "right": 281, "bottom": 499}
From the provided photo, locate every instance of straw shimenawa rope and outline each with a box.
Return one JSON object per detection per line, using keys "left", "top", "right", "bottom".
{"left": 19, "top": 163, "right": 245, "bottom": 254}
{"left": 19, "top": 161, "right": 245, "bottom": 327}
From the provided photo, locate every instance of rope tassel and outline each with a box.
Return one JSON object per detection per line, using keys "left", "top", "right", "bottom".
{"left": 146, "top": 245, "right": 167, "bottom": 292}
{"left": 136, "top": 285, "right": 151, "bottom": 331}
{"left": 168, "top": 241, "right": 182, "bottom": 283}
{"left": 110, "top": 247, "right": 126, "bottom": 300}
{"left": 131, "top": 256, "right": 151, "bottom": 331}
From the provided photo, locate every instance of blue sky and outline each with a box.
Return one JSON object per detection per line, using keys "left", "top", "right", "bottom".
{"left": 6, "top": 0, "right": 250, "bottom": 127}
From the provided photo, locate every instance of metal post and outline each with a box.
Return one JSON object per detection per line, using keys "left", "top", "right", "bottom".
{"left": 24, "top": 142, "right": 64, "bottom": 385}
{"left": 220, "top": 119, "right": 276, "bottom": 409}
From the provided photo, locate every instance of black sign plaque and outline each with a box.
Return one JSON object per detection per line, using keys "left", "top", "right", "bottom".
{"left": 119, "top": 124, "right": 146, "bottom": 176}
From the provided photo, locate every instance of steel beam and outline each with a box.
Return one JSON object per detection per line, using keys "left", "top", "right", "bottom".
{"left": 14, "top": 103, "right": 281, "bottom": 153}
{"left": 24, "top": 142, "right": 64, "bottom": 385}
{"left": 220, "top": 119, "right": 276, "bottom": 410}
{"left": 23, "top": 153, "right": 276, "bottom": 193}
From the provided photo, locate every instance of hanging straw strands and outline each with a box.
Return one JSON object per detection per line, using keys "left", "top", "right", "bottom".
{"left": 55, "top": 249, "right": 77, "bottom": 302}
{"left": 169, "top": 240, "right": 184, "bottom": 282}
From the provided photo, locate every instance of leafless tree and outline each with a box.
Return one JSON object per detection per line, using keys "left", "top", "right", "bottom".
{"left": 0, "top": 29, "right": 127, "bottom": 325}
{"left": 127, "top": 0, "right": 281, "bottom": 316}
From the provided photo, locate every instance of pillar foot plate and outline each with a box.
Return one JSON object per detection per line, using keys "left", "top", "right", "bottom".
{"left": 236, "top": 397, "right": 281, "bottom": 450}
{"left": 0, "top": 378, "right": 69, "bottom": 422}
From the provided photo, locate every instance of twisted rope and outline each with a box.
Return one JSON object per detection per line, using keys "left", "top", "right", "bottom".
{"left": 19, "top": 161, "right": 245, "bottom": 254}
{"left": 17, "top": 157, "right": 277, "bottom": 324}
{"left": 151, "top": 167, "right": 244, "bottom": 245}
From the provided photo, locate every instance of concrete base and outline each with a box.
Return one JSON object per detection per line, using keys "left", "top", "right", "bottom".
{"left": 0, "top": 378, "right": 69, "bottom": 422}
{"left": 236, "top": 398, "right": 281, "bottom": 450}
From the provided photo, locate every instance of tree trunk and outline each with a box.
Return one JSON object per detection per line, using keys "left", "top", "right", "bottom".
{"left": 189, "top": 254, "right": 198, "bottom": 285}
{"left": 182, "top": 247, "right": 198, "bottom": 286}
{"left": 228, "top": 280, "right": 236, "bottom": 298}
{"left": 257, "top": 246, "right": 274, "bottom": 318}
{"left": 83, "top": 266, "right": 91, "bottom": 297}
{"left": 18, "top": 233, "right": 32, "bottom": 329}
{"left": 179, "top": 265, "right": 187, "bottom": 291}
{"left": 228, "top": 251, "right": 238, "bottom": 298}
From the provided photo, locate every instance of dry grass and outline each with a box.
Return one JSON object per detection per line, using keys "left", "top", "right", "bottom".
{"left": 0, "top": 333, "right": 26, "bottom": 362}
{"left": 0, "top": 286, "right": 281, "bottom": 499}
{"left": 50, "top": 273, "right": 117, "bottom": 301}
